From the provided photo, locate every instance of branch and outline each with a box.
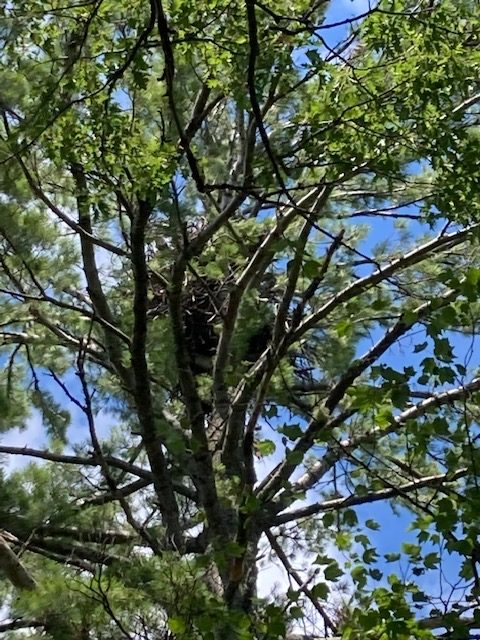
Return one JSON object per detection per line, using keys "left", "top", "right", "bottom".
{"left": 245, "top": 0, "right": 285, "bottom": 190}
{"left": 292, "top": 223, "right": 479, "bottom": 342}
{"left": 419, "top": 613, "right": 477, "bottom": 631}
{"left": 168, "top": 257, "right": 224, "bottom": 540}
{"left": 0, "top": 445, "right": 101, "bottom": 467}
{"left": 184, "top": 85, "right": 223, "bottom": 145}
{"left": 152, "top": 0, "right": 205, "bottom": 192}
{"left": 77, "top": 348, "right": 163, "bottom": 555}
{"left": 0, "top": 619, "right": 44, "bottom": 633}
{"left": 220, "top": 189, "right": 330, "bottom": 474}
{"left": 71, "top": 163, "right": 133, "bottom": 386}
{"left": 324, "top": 286, "right": 458, "bottom": 412}
{"left": 0, "top": 287, "right": 131, "bottom": 348}
{"left": 452, "top": 91, "right": 480, "bottom": 114}
{"left": 256, "top": 411, "right": 353, "bottom": 502}
{"left": 272, "top": 218, "right": 313, "bottom": 346}
{"left": 272, "top": 467, "right": 469, "bottom": 525}
{"left": 292, "top": 377, "right": 480, "bottom": 494}
{"left": 0, "top": 445, "right": 195, "bottom": 500}
{"left": 188, "top": 116, "right": 257, "bottom": 257}
{"left": 20, "top": 525, "right": 134, "bottom": 545}
{"left": 265, "top": 530, "right": 337, "bottom": 634}
{"left": 291, "top": 230, "right": 345, "bottom": 329}
{"left": 12, "top": 533, "right": 122, "bottom": 567}
{"left": 130, "top": 198, "right": 182, "bottom": 549}
{"left": 0, "top": 533, "right": 36, "bottom": 591}
{"left": 81, "top": 478, "right": 152, "bottom": 506}
{"left": 13, "top": 541, "right": 96, "bottom": 573}
{"left": 8, "top": 151, "right": 125, "bottom": 256}
{"left": 241, "top": 229, "right": 346, "bottom": 460}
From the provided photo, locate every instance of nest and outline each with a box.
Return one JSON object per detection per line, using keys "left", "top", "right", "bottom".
{"left": 148, "top": 270, "right": 281, "bottom": 374}
{"left": 147, "top": 270, "right": 320, "bottom": 415}
{"left": 149, "top": 272, "right": 234, "bottom": 373}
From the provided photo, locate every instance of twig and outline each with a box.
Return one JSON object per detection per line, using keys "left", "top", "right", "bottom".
{"left": 265, "top": 530, "right": 337, "bottom": 634}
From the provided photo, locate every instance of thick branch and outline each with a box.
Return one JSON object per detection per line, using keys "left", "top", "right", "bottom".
{"left": 0, "top": 533, "right": 36, "bottom": 591}
{"left": 168, "top": 258, "right": 225, "bottom": 541}
{"left": 130, "top": 199, "right": 182, "bottom": 548}
{"left": 325, "top": 286, "right": 458, "bottom": 412}
{"left": 0, "top": 619, "right": 44, "bottom": 633}
{"left": 12, "top": 534, "right": 121, "bottom": 567}
{"left": 71, "top": 163, "right": 133, "bottom": 387}
{"left": 272, "top": 467, "right": 469, "bottom": 525}
{"left": 292, "top": 377, "right": 480, "bottom": 494}
{"left": 220, "top": 189, "right": 329, "bottom": 475}
{"left": 292, "top": 223, "right": 478, "bottom": 342}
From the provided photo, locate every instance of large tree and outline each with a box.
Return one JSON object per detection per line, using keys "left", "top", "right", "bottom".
{"left": 0, "top": 0, "right": 480, "bottom": 638}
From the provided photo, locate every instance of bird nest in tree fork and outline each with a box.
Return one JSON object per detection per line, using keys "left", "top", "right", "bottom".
{"left": 147, "top": 270, "right": 280, "bottom": 373}
{"left": 147, "top": 269, "right": 315, "bottom": 392}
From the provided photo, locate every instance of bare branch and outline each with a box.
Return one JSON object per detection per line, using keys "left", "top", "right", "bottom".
{"left": 272, "top": 467, "right": 469, "bottom": 525}
{"left": 293, "top": 377, "right": 480, "bottom": 494}
{"left": 292, "top": 223, "right": 479, "bottom": 342}
{"left": 0, "top": 533, "right": 36, "bottom": 591}
{"left": 265, "top": 530, "right": 337, "bottom": 634}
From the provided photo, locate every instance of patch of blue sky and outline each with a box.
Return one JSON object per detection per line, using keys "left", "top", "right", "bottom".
{"left": 291, "top": 0, "right": 375, "bottom": 73}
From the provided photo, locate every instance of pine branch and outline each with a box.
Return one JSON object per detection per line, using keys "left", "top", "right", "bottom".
{"left": 272, "top": 467, "right": 469, "bottom": 525}
{"left": 292, "top": 377, "right": 480, "bottom": 494}
{"left": 0, "top": 533, "right": 36, "bottom": 591}
{"left": 130, "top": 198, "right": 183, "bottom": 549}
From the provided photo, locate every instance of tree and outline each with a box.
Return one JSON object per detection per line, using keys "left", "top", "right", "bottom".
{"left": 0, "top": 0, "right": 479, "bottom": 637}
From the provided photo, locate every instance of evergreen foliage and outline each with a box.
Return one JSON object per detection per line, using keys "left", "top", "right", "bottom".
{"left": 0, "top": 1, "right": 480, "bottom": 638}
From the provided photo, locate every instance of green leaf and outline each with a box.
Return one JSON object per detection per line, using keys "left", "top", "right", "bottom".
{"left": 343, "top": 509, "right": 359, "bottom": 527}
{"left": 384, "top": 553, "right": 401, "bottom": 563}
{"left": 280, "top": 423, "right": 303, "bottom": 440}
{"left": 303, "top": 259, "right": 320, "bottom": 278}
{"left": 311, "top": 582, "right": 329, "bottom": 600}
{"left": 289, "top": 606, "right": 304, "bottom": 619}
{"left": 324, "top": 562, "right": 343, "bottom": 582}
{"left": 351, "top": 565, "right": 367, "bottom": 589}
{"left": 256, "top": 439, "right": 276, "bottom": 456}
{"left": 168, "top": 618, "right": 187, "bottom": 634}
{"left": 413, "top": 341, "right": 428, "bottom": 353}
{"left": 424, "top": 552, "right": 439, "bottom": 569}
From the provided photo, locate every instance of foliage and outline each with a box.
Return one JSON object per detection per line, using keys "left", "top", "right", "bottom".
{"left": 0, "top": 0, "right": 479, "bottom": 638}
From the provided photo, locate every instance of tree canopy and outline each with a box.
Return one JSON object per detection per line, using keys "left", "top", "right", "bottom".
{"left": 1, "top": 0, "right": 480, "bottom": 638}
